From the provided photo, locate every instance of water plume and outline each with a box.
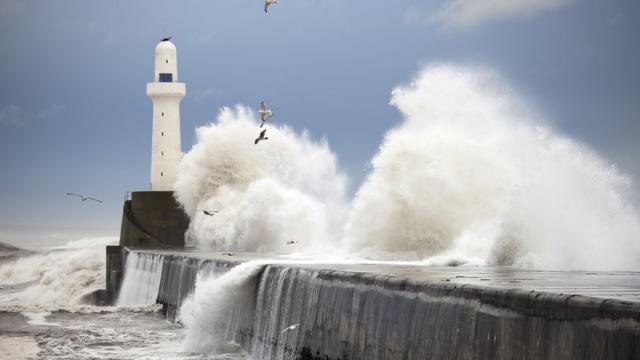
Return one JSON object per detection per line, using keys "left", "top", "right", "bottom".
{"left": 175, "top": 65, "right": 640, "bottom": 271}
{"left": 174, "top": 105, "right": 348, "bottom": 253}
{"left": 345, "top": 64, "right": 640, "bottom": 270}
{"left": 179, "top": 261, "right": 264, "bottom": 354}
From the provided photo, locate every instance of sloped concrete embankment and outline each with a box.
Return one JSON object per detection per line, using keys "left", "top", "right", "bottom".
{"left": 120, "top": 249, "right": 640, "bottom": 359}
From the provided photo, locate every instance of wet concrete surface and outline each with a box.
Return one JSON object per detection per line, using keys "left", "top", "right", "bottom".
{"left": 132, "top": 248, "right": 640, "bottom": 359}
{"left": 136, "top": 248, "right": 640, "bottom": 303}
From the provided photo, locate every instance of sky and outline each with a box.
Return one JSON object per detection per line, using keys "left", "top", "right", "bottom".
{"left": 0, "top": 0, "right": 639, "bottom": 238}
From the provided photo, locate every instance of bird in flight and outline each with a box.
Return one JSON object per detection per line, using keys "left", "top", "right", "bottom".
{"left": 259, "top": 101, "right": 274, "bottom": 128}
{"left": 286, "top": 240, "right": 298, "bottom": 245}
{"left": 281, "top": 323, "right": 300, "bottom": 334}
{"left": 255, "top": 129, "right": 269, "bottom": 144}
{"left": 66, "top": 193, "right": 103, "bottom": 203}
{"left": 197, "top": 210, "right": 219, "bottom": 216}
{"left": 161, "top": 36, "right": 171, "bottom": 42}
{"left": 264, "top": 0, "right": 278, "bottom": 13}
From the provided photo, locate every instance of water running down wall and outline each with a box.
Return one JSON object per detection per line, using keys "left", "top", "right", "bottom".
{"left": 117, "top": 249, "right": 640, "bottom": 359}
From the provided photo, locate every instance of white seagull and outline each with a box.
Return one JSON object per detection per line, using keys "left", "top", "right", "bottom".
{"left": 281, "top": 323, "right": 300, "bottom": 334}
{"left": 259, "top": 101, "right": 274, "bottom": 128}
{"left": 264, "top": 0, "right": 278, "bottom": 13}
{"left": 66, "top": 193, "right": 103, "bottom": 203}
{"left": 255, "top": 129, "right": 269, "bottom": 144}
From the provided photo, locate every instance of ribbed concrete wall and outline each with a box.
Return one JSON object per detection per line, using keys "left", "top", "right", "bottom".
{"left": 252, "top": 266, "right": 640, "bottom": 360}
{"left": 116, "top": 249, "right": 640, "bottom": 359}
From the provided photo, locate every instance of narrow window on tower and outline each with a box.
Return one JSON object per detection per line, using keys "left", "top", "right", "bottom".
{"left": 161, "top": 151, "right": 164, "bottom": 156}
{"left": 161, "top": 172, "right": 164, "bottom": 177}
{"left": 165, "top": 59, "right": 168, "bottom": 64}
{"left": 161, "top": 132, "right": 164, "bottom": 136}
{"left": 161, "top": 112, "right": 164, "bottom": 117}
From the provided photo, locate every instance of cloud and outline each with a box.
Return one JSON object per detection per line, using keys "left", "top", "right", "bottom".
{"left": 0, "top": 0, "right": 24, "bottom": 16}
{"left": 36, "top": 104, "right": 65, "bottom": 119}
{"left": 0, "top": 105, "right": 23, "bottom": 126}
{"left": 432, "top": 0, "right": 573, "bottom": 28}
{"left": 192, "top": 88, "right": 224, "bottom": 103}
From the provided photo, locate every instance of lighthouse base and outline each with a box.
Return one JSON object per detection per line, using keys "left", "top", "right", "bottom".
{"left": 118, "top": 191, "right": 189, "bottom": 248}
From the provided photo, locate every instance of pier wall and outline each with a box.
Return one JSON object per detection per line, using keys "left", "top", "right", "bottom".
{"left": 114, "top": 249, "right": 640, "bottom": 359}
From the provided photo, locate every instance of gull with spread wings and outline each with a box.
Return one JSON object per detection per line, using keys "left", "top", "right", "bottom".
{"left": 255, "top": 129, "right": 269, "bottom": 144}
{"left": 66, "top": 193, "right": 103, "bottom": 203}
{"left": 259, "top": 101, "right": 275, "bottom": 128}
{"left": 264, "top": 0, "right": 278, "bottom": 13}
{"left": 281, "top": 323, "right": 300, "bottom": 334}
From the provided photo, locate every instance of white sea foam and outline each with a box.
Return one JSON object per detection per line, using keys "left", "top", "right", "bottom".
{"left": 174, "top": 106, "right": 348, "bottom": 253}
{"left": 345, "top": 64, "right": 640, "bottom": 270}
{"left": 179, "top": 261, "right": 265, "bottom": 354}
{"left": 175, "top": 64, "right": 640, "bottom": 271}
{"left": 0, "top": 237, "right": 117, "bottom": 304}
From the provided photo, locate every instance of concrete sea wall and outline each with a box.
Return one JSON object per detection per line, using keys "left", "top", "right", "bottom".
{"left": 119, "top": 191, "right": 189, "bottom": 248}
{"left": 114, "top": 249, "right": 640, "bottom": 359}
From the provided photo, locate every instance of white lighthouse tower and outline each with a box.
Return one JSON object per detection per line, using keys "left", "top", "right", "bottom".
{"left": 146, "top": 39, "right": 186, "bottom": 191}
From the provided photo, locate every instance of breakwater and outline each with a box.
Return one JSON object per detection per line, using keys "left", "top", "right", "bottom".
{"left": 113, "top": 248, "right": 640, "bottom": 359}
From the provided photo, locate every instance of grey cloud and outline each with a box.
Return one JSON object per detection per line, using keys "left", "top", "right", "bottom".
{"left": 0, "top": 0, "right": 24, "bottom": 16}
{"left": 36, "top": 104, "right": 65, "bottom": 120}
{"left": 193, "top": 88, "right": 224, "bottom": 103}
{"left": 0, "top": 105, "right": 23, "bottom": 126}
{"left": 432, "top": 0, "right": 573, "bottom": 29}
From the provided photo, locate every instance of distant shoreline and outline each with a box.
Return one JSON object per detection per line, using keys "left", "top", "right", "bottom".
{"left": 0, "top": 242, "right": 36, "bottom": 263}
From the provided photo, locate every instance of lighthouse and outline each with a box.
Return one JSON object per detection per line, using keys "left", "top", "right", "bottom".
{"left": 114, "top": 38, "right": 190, "bottom": 261}
{"left": 146, "top": 38, "right": 186, "bottom": 191}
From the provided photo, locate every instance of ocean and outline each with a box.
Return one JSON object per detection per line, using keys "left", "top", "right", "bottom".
{"left": 0, "top": 238, "right": 248, "bottom": 359}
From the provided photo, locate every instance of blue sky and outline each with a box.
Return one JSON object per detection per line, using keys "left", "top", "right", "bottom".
{"left": 0, "top": 0, "right": 639, "bottom": 235}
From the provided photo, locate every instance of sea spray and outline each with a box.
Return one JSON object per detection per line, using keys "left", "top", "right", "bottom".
{"left": 179, "top": 261, "right": 265, "bottom": 354}
{"left": 175, "top": 64, "right": 640, "bottom": 271}
{"left": 0, "top": 237, "right": 117, "bottom": 304}
{"left": 345, "top": 64, "right": 640, "bottom": 270}
{"left": 174, "top": 106, "right": 348, "bottom": 253}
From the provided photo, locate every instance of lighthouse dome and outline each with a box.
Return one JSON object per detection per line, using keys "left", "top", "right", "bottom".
{"left": 156, "top": 39, "right": 177, "bottom": 55}
{"left": 154, "top": 39, "right": 178, "bottom": 82}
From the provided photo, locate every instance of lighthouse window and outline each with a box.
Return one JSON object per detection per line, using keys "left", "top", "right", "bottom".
{"left": 159, "top": 73, "right": 173, "bottom": 82}
{"left": 161, "top": 132, "right": 164, "bottom": 136}
{"left": 161, "top": 151, "right": 164, "bottom": 156}
{"left": 161, "top": 172, "right": 163, "bottom": 177}
{"left": 165, "top": 59, "right": 168, "bottom": 64}
{"left": 161, "top": 112, "right": 164, "bottom": 116}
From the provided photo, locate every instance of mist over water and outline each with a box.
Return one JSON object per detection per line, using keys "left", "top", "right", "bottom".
{"left": 176, "top": 64, "right": 640, "bottom": 271}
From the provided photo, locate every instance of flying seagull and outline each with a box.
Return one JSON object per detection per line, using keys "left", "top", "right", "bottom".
{"left": 281, "top": 323, "right": 300, "bottom": 334}
{"left": 66, "top": 193, "right": 103, "bottom": 203}
{"left": 259, "top": 101, "right": 274, "bottom": 128}
{"left": 264, "top": 0, "right": 278, "bottom": 13}
{"left": 286, "top": 240, "right": 298, "bottom": 245}
{"left": 197, "top": 210, "right": 219, "bottom": 216}
{"left": 161, "top": 37, "right": 171, "bottom": 42}
{"left": 255, "top": 129, "right": 269, "bottom": 144}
